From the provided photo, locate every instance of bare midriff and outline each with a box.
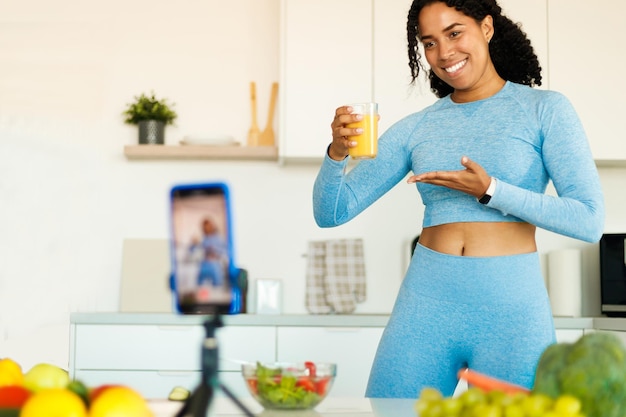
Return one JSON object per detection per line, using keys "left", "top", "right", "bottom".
{"left": 418, "top": 222, "right": 537, "bottom": 257}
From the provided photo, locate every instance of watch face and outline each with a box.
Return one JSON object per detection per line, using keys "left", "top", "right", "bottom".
{"left": 479, "top": 194, "right": 491, "bottom": 205}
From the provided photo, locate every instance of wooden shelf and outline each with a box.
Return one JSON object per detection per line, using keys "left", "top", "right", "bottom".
{"left": 123, "top": 146, "right": 626, "bottom": 167}
{"left": 123, "top": 144, "right": 278, "bottom": 161}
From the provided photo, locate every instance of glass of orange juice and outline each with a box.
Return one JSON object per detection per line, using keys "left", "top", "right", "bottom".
{"left": 347, "top": 102, "right": 378, "bottom": 159}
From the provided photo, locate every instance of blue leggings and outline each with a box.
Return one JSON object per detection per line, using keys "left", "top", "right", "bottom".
{"left": 366, "top": 243, "right": 556, "bottom": 398}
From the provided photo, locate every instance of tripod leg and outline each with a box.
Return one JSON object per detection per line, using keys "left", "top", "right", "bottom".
{"left": 191, "top": 385, "right": 212, "bottom": 417}
{"left": 174, "top": 384, "right": 213, "bottom": 417}
{"left": 219, "top": 383, "right": 256, "bottom": 417}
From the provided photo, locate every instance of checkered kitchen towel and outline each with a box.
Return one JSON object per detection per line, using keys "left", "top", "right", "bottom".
{"left": 305, "top": 239, "right": 366, "bottom": 314}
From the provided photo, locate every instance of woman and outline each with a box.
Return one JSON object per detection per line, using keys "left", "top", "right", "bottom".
{"left": 312, "top": 0, "right": 605, "bottom": 398}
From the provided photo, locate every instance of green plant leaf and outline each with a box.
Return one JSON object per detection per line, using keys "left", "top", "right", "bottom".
{"left": 122, "top": 91, "right": 177, "bottom": 125}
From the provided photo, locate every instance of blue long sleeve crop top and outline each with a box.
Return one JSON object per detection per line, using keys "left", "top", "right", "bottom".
{"left": 313, "top": 82, "right": 605, "bottom": 243}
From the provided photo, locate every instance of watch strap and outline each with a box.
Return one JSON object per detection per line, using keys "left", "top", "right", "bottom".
{"left": 478, "top": 177, "right": 497, "bottom": 205}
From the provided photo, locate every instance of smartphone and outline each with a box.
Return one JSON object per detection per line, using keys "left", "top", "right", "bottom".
{"left": 169, "top": 182, "right": 236, "bottom": 314}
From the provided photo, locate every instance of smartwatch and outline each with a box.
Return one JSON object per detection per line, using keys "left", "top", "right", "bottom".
{"left": 478, "top": 177, "right": 497, "bottom": 205}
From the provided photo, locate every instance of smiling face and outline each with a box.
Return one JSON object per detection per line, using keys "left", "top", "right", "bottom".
{"left": 418, "top": 2, "right": 504, "bottom": 102}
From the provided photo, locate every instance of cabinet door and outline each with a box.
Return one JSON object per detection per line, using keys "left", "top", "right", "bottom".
{"left": 276, "top": 326, "right": 384, "bottom": 397}
{"left": 555, "top": 329, "right": 584, "bottom": 343}
{"left": 373, "top": 0, "right": 436, "bottom": 133}
{"left": 73, "top": 324, "right": 205, "bottom": 372}
{"left": 498, "top": 0, "right": 548, "bottom": 87}
{"left": 217, "top": 326, "right": 277, "bottom": 371}
{"left": 548, "top": 0, "right": 626, "bottom": 161}
{"left": 280, "top": 0, "right": 373, "bottom": 160}
{"left": 72, "top": 324, "right": 275, "bottom": 372}
{"left": 73, "top": 370, "right": 201, "bottom": 400}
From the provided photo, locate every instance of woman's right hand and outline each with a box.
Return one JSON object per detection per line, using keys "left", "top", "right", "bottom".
{"left": 328, "top": 105, "right": 363, "bottom": 161}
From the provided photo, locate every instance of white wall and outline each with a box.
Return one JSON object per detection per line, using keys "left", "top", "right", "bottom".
{"left": 0, "top": 0, "right": 625, "bottom": 372}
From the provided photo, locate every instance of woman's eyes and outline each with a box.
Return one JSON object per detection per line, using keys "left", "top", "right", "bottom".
{"left": 423, "top": 32, "right": 462, "bottom": 49}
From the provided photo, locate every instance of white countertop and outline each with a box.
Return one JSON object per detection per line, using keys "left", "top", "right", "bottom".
{"left": 70, "top": 312, "right": 601, "bottom": 330}
{"left": 71, "top": 313, "right": 391, "bottom": 327}
{"left": 149, "top": 397, "right": 414, "bottom": 417}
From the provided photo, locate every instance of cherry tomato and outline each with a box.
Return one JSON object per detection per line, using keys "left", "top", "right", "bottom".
{"left": 304, "top": 361, "right": 316, "bottom": 378}
{"left": 245, "top": 378, "right": 258, "bottom": 394}
{"left": 296, "top": 377, "right": 316, "bottom": 392}
{"left": 315, "top": 376, "right": 331, "bottom": 395}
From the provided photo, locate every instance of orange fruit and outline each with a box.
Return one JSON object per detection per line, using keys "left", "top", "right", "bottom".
{"left": 20, "top": 388, "right": 87, "bottom": 417}
{"left": 0, "top": 359, "right": 23, "bottom": 387}
{"left": 23, "top": 363, "right": 69, "bottom": 393}
{"left": 88, "top": 386, "right": 154, "bottom": 417}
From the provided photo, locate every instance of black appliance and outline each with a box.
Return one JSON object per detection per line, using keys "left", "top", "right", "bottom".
{"left": 600, "top": 233, "right": 626, "bottom": 317}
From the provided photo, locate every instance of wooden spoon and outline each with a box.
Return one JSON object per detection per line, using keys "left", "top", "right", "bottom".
{"left": 259, "top": 82, "right": 279, "bottom": 146}
{"left": 247, "top": 81, "right": 260, "bottom": 146}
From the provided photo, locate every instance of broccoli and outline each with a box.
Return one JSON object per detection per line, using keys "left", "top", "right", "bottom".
{"left": 533, "top": 332, "right": 626, "bottom": 417}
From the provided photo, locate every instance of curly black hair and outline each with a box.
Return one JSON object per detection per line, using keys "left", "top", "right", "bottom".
{"left": 407, "top": 0, "right": 542, "bottom": 98}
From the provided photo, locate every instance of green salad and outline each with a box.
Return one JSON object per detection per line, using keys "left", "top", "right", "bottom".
{"left": 245, "top": 362, "right": 331, "bottom": 409}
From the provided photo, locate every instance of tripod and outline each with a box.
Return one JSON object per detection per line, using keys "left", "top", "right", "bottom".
{"left": 174, "top": 314, "right": 256, "bottom": 417}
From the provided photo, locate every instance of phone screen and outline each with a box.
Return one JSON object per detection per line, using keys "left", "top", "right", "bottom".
{"left": 170, "top": 182, "right": 234, "bottom": 314}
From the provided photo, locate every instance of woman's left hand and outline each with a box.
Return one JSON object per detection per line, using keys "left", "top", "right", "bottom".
{"left": 407, "top": 156, "right": 491, "bottom": 199}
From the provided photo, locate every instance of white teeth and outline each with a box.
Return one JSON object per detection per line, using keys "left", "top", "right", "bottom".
{"left": 445, "top": 59, "right": 467, "bottom": 73}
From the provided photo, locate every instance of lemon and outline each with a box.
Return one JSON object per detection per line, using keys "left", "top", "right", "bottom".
{"left": 0, "top": 358, "right": 23, "bottom": 387}
{"left": 23, "top": 363, "right": 70, "bottom": 393}
{"left": 88, "top": 386, "right": 154, "bottom": 417}
{"left": 20, "top": 388, "right": 87, "bottom": 417}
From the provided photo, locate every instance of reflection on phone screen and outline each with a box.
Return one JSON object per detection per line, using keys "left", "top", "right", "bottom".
{"left": 171, "top": 184, "right": 232, "bottom": 313}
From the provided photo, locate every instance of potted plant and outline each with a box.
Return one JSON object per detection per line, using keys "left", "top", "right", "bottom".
{"left": 123, "top": 91, "right": 178, "bottom": 145}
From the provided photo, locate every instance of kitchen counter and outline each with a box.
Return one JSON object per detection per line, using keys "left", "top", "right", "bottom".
{"left": 70, "top": 312, "right": 390, "bottom": 327}
{"left": 70, "top": 312, "right": 600, "bottom": 330}
{"left": 149, "top": 397, "right": 414, "bottom": 417}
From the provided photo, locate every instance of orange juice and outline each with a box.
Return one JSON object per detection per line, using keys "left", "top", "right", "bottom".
{"left": 347, "top": 103, "right": 378, "bottom": 159}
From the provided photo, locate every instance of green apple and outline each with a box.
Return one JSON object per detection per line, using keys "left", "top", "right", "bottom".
{"left": 23, "top": 363, "right": 70, "bottom": 392}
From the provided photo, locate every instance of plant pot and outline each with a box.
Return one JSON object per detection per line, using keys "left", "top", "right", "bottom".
{"left": 138, "top": 120, "right": 165, "bottom": 145}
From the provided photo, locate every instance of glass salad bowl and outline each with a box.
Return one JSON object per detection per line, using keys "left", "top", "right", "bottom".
{"left": 241, "top": 361, "right": 336, "bottom": 410}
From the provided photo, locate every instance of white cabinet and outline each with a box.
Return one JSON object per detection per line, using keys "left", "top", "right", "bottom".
{"left": 498, "top": 0, "right": 548, "bottom": 88}
{"left": 69, "top": 323, "right": 276, "bottom": 399}
{"left": 280, "top": 0, "right": 373, "bottom": 160}
{"left": 69, "top": 316, "right": 382, "bottom": 399}
{"left": 276, "top": 326, "right": 384, "bottom": 397}
{"left": 548, "top": 0, "right": 626, "bottom": 161}
{"left": 555, "top": 328, "right": 584, "bottom": 343}
{"left": 373, "top": 0, "right": 437, "bottom": 133}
